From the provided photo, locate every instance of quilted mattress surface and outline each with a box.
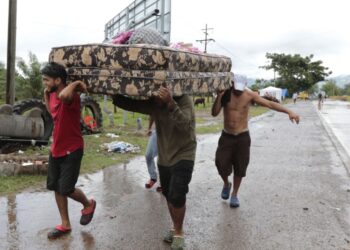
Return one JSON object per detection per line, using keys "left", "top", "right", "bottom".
{"left": 50, "top": 43, "right": 232, "bottom": 72}
{"left": 49, "top": 43, "right": 233, "bottom": 96}
{"left": 67, "top": 67, "right": 232, "bottom": 96}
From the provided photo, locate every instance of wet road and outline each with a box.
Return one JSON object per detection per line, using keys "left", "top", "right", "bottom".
{"left": 1, "top": 101, "right": 350, "bottom": 250}
{"left": 318, "top": 100, "right": 350, "bottom": 163}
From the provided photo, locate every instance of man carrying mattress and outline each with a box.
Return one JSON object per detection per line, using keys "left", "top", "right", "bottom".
{"left": 41, "top": 62, "right": 96, "bottom": 239}
{"left": 113, "top": 86, "right": 196, "bottom": 250}
{"left": 212, "top": 74, "right": 300, "bottom": 208}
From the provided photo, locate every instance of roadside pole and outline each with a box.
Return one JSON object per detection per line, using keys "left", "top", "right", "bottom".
{"left": 6, "top": 0, "right": 17, "bottom": 105}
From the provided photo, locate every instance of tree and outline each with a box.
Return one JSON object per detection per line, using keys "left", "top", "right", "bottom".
{"left": 306, "top": 83, "right": 319, "bottom": 95}
{"left": 16, "top": 52, "right": 44, "bottom": 100}
{"left": 321, "top": 80, "right": 340, "bottom": 96}
{"left": 261, "top": 53, "right": 332, "bottom": 94}
{"left": 250, "top": 78, "right": 272, "bottom": 91}
{"left": 341, "top": 83, "right": 350, "bottom": 96}
{"left": 0, "top": 62, "right": 6, "bottom": 103}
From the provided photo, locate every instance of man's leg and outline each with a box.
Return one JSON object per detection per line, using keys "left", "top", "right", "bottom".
{"left": 55, "top": 191, "right": 71, "bottom": 229}
{"left": 215, "top": 132, "right": 234, "bottom": 199}
{"left": 165, "top": 160, "right": 193, "bottom": 248}
{"left": 145, "top": 131, "right": 158, "bottom": 187}
{"left": 59, "top": 149, "right": 96, "bottom": 225}
{"left": 69, "top": 188, "right": 92, "bottom": 209}
{"left": 168, "top": 202, "right": 185, "bottom": 236}
{"left": 232, "top": 176, "right": 243, "bottom": 197}
{"left": 220, "top": 174, "right": 230, "bottom": 187}
{"left": 230, "top": 132, "right": 251, "bottom": 207}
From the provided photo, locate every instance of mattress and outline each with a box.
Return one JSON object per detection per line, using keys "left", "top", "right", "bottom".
{"left": 67, "top": 67, "right": 232, "bottom": 96}
{"left": 49, "top": 43, "right": 233, "bottom": 96}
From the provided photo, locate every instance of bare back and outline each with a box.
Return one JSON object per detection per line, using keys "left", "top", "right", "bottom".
{"left": 223, "top": 89, "right": 254, "bottom": 134}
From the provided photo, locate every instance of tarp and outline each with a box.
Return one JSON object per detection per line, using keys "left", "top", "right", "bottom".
{"left": 259, "top": 86, "right": 283, "bottom": 102}
{"left": 282, "top": 88, "right": 288, "bottom": 99}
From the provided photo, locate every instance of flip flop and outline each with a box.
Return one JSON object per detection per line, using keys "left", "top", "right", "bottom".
{"left": 80, "top": 199, "right": 97, "bottom": 225}
{"left": 47, "top": 225, "right": 71, "bottom": 239}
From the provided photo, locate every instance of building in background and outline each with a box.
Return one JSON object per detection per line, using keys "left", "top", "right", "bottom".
{"left": 104, "top": 0, "right": 171, "bottom": 42}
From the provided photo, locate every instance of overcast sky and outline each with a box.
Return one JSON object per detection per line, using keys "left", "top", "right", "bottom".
{"left": 0, "top": 0, "right": 349, "bottom": 79}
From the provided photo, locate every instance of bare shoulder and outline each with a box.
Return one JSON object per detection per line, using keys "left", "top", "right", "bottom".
{"left": 244, "top": 88, "right": 258, "bottom": 100}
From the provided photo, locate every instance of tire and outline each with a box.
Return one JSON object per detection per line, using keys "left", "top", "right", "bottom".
{"left": 13, "top": 99, "right": 53, "bottom": 141}
{"left": 80, "top": 95, "right": 103, "bottom": 134}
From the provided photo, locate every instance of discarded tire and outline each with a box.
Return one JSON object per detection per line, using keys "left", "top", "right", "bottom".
{"left": 80, "top": 95, "right": 103, "bottom": 134}
{"left": 13, "top": 99, "right": 54, "bottom": 141}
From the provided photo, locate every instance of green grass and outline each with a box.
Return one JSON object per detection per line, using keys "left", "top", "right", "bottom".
{"left": 0, "top": 98, "right": 269, "bottom": 196}
{"left": 0, "top": 175, "right": 46, "bottom": 194}
{"left": 329, "top": 95, "right": 350, "bottom": 102}
{"left": 81, "top": 131, "right": 148, "bottom": 174}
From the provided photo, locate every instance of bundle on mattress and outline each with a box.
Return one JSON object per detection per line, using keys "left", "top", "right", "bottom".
{"left": 49, "top": 43, "right": 233, "bottom": 96}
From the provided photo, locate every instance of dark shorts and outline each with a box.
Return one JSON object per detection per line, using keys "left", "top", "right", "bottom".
{"left": 158, "top": 160, "right": 194, "bottom": 208}
{"left": 47, "top": 148, "right": 83, "bottom": 196}
{"left": 215, "top": 130, "right": 251, "bottom": 177}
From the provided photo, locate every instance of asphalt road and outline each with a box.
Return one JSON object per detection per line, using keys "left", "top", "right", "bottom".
{"left": 0, "top": 101, "right": 350, "bottom": 250}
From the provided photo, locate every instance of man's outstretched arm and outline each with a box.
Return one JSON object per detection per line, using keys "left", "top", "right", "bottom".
{"left": 252, "top": 92, "right": 300, "bottom": 124}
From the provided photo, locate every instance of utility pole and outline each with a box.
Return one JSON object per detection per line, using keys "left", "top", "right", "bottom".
{"left": 6, "top": 0, "right": 17, "bottom": 105}
{"left": 196, "top": 24, "right": 215, "bottom": 53}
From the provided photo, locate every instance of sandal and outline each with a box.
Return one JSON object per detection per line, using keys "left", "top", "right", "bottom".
{"left": 221, "top": 182, "right": 232, "bottom": 200}
{"left": 163, "top": 229, "right": 174, "bottom": 243}
{"left": 47, "top": 225, "right": 71, "bottom": 239}
{"left": 80, "top": 199, "right": 97, "bottom": 225}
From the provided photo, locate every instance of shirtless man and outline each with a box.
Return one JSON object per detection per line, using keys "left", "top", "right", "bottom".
{"left": 212, "top": 75, "right": 300, "bottom": 207}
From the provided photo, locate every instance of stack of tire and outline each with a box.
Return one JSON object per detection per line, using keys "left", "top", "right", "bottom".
{"left": 13, "top": 97, "right": 103, "bottom": 139}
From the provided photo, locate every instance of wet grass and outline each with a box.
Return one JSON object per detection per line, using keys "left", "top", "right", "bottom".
{"left": 0, "top": 98, "right": 268, "bottom": 196}
{"left": 0, "top": 175, "right": 46, "bottom": 194}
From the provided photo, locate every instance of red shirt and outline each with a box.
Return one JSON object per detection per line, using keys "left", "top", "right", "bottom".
{"left": 49, "top": 92, "right": 84, "bottom": 157}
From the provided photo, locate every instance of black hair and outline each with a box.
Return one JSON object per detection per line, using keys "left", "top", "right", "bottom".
{"left": 41, "top": 62, "right": 67, "bottom": 84}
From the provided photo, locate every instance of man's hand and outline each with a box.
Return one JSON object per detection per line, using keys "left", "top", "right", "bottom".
{"left": 158, "top": 86, "right": 175, "bottom": 111}
{"left": 289, "top": 112, "right": 300, "bottom": 124}
{"left": 44, "top": 87, "right": 50, "bottom": 95}
{"left": 72, "top": 80, "right": 87, "bottom": 93}
{"left": 216, "top": 89, "right": 225, "bottom": 96}
{"left": 213, "top": 89, "right": 225, "bottom": 99}
{"left": 146, "top": 129, "right": 152, "bottom": 136}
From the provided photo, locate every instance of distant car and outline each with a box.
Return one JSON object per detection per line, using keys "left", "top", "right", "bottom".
{"left": 298, "top": 91, "right": 309, "bottom": 100}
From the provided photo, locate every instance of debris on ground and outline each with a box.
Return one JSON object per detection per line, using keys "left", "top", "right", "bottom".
{"left": 105, "top": 133, "right": 119, "bottom": 138}
{"left": 101, "top": 141, "right": 140, "bottom": 153}
{"left": 0, "top": 154, "right": 49, "bottom": 176}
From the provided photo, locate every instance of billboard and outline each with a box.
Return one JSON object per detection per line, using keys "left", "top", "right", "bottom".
{"left": 104, "top": 0, "right": 171, "bottom": 42}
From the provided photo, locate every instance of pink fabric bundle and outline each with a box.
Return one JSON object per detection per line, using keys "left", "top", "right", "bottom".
{"left": 111, "top": 31, "right": 133, "bottom": 44}
{"left": 171, "top": 42, "right": 202, "bottom": 53}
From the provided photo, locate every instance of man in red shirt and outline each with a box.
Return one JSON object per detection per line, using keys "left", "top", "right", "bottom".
{"left": 41, "top": 62, "right": 96, "bottom": 239}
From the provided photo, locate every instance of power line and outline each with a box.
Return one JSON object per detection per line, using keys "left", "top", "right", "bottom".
{"left": 213, "top": 41, "right": 273, "bottom": 79}
{"left": 214, "top": 42, "right": 257, "bottom": 68}
{"left": 196, "top": 24, "right": 215, "bottom": 53}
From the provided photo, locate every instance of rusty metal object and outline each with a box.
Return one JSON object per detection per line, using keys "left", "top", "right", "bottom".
{"left": 0, "top": 114, "right": 44, "bottom": 139}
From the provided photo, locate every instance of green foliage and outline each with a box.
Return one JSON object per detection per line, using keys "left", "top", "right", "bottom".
{"left": 321, "top": 80, "right": 341, "bottom": 96}
{"left": 16, "top": 52, "right": 44, "bottom": 100}
{"left": 0, "top": 62, "right": 5, "bottom": 103}
{"left": 306, "top": 83, "right": 319, "bottom": 95}
{"left": 250, "top": 79, "right": 273, "bottom": 91}
{"left": 340, "top": 83, "right": 350, "bottom": 96}
{"left": 261, "top": 53, "right": 331, "bottom": 94}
